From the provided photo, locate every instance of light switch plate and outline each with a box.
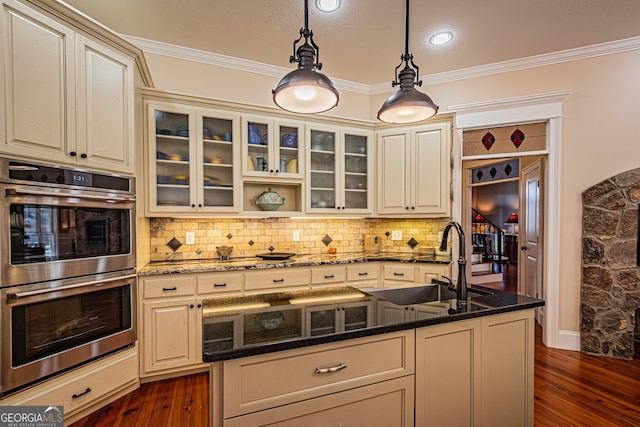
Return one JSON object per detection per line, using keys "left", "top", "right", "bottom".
{"left": 186, "top": 232, "right": 195, "bottom": 245}
{"left": 391, "top": 230, "right": 402, "bottom": 241}
{"left": 293, "top": 230, "right": 301, "bottom": 241}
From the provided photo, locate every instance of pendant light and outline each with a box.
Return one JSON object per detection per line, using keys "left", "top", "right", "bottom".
{"left": 272, "top": 0, "right": 339, "bottom": 114}
{"left": 377, "top": 0, "right": 438, "bottom": 124}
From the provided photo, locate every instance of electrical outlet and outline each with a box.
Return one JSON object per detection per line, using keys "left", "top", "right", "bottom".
{"left": 391, "top": 230, "right": 402, "bottom": 241}
{"left": 186, "top": 232, "right": 195, "bottom": 245}
{"left": 293, "top": 230, "right": 301, "bottom": 242}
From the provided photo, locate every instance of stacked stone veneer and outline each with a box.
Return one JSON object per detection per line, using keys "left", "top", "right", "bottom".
{"left": 581, "top": 167, "right": 640, "bottom": 359}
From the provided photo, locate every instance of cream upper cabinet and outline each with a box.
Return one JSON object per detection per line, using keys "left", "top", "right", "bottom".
{"left": 376, "top": 122, "right": 451, "bottom": 217}
{"left": 241, "top": 114, "right": 304, "bottom": 180}
{"left": 0, "top": 0, "right": 135, "bottom": 174}
{"left": 306, "top": 124, "right": 374, "bottom": 214}
{"left": 146, "top": 101, "right": 240, "bottom": 215}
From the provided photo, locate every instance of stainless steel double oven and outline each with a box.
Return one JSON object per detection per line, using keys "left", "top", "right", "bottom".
{"left": 0, "top": 158, "right": 136, "bottom": 396}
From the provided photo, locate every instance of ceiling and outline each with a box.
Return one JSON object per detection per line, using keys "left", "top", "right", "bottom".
{"left": 64, "top": 0, "right": 640, "bottom": 86}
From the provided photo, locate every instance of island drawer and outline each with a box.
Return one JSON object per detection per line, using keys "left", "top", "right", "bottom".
{"left": 143, "top": 275, "right": 195, "bottom": 299}
{"left": 311, "top": 266, "right": 347, "bottom": 286}
{"left": 244, "top": 267, "right": 310, "bottom": 293}
{"left": 197, "top": 273, "right": 243, "bottom": 296}
{"left": 222, "top": 330, "right": 415, "bottom": 418}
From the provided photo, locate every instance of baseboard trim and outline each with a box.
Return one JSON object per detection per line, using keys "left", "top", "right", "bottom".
{"left": 555, "top": 330, "right": 580, "bottom": 351}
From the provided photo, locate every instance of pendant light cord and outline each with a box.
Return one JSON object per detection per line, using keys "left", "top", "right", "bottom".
{"left": 404, "top": 0, "right": 409, "bottom": 59}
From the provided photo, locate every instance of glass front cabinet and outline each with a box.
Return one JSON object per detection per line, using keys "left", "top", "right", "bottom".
{"left": 147, "top": 102, "right": 240, "bottom": 214}
{"left": 306, "top": 124, "right": 374, "bottom": 214}
{"left": 241, "top": 115, "right": 303, "bottom": 180}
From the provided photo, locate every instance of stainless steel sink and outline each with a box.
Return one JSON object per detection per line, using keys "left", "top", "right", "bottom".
{"left": 364, "top": 284, "right": 492, "bottom": 306}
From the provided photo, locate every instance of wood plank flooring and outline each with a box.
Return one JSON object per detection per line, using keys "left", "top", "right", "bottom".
{"left": 71, "top": 324, "right": 640, "bottom": 427}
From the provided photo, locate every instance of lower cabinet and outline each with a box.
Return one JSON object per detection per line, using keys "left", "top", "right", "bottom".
{"left": 223, "top": 376, "right": 414, "bottom": 427}
{"left": 415, "top": 309, "right": 535, "bottom": 427}
{"left": 212, "top": 330, "right": 415, "bottom": 427}
{"left": 0, "top": 345, "right": 138, "bottom": 425}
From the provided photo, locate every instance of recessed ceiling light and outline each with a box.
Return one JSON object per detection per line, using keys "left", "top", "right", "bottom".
{"left": 429, "top": 31, "right": 453, "bottom": 46}
{"left": 316, "top": 0, "right": 340, "bottom": 12}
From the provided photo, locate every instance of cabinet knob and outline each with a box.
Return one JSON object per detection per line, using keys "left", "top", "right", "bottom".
{"left": 270, "top": 169, "right": 274, "bottom": 173}
{"left": 189, "top": 304, "right": 195, "bottom": 309}
{"left": 521, "top": 246, "right": 528, "bottom": 251}
{"left": 197, "top": 303, "right": 202, "bottom": 308}
{"left": 80, "top": 153, "right": 88, "bottom": 158}
{"left": 411, "top": 206, "right": 415, "bottom": 210}
{"left": 69, "top": 151, "right": 77, "bottom": 157}
{"left": 191, "top": 204, "right": 196, "bottom": 208}
{"left": 405, "top": 206, "right": 409, "bottom": 210}
{"left": 341, "top": 207, "right": 345, "bottom": 209}
{"left": 198, "top": 204, "right": 203, "bottom": 208}
{"left": 275, "top": 170, "right": 280, "bottom": 173}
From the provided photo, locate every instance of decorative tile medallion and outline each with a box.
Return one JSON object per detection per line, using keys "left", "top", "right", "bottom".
{"left": 166, "top": 237, "right": 182, "bottom": 252}
{"left": 511, "top": 128, "right": 525, "bottom": 148}
{"left": 407, "top": 237, "right": 419, "bottom": 249}
{"left": 322, "top": 234, "right": 333, "bottom": 246}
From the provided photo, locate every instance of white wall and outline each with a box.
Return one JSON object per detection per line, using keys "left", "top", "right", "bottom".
{"left": 142, "top": 48, "right": 640, "bottom": 337}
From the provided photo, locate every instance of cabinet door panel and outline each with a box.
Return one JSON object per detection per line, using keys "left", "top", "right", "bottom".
{"left": 415, "top": 319, "right": 481, "bottom": 427}
{"left": 377, "top": 131, "right": 410, "bottom": 213}
{"left": 413, "top": 125, "right": 450, "bottom": 215}
{"left": 481, "top": 310, "right": 534, "bottom": 427}
{"left": 76, "top": 36, "right": 134, "bottom": 173}
{"left": 0, "top": 1, "right": 74, "bottom": 162}
{"left": 142, "top": 299, "right": 196, "bottom": 372}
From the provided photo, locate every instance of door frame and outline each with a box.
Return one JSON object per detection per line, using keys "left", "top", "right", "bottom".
{"left": 450, "top": 90, "right": 574, "bottom": 350}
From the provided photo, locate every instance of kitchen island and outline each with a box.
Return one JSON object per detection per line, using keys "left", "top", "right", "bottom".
{"left": 203, "top": 283, "right": 544, "bottom": 427}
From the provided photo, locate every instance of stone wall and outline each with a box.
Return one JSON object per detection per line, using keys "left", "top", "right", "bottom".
{"left": 581, "top": 167, "right": 640, "bottom": 359}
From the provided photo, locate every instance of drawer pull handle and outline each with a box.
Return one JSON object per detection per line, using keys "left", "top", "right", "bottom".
{"left": 162, "top": 287, "right": 177, "bottom": 291}
{"left": 393, "top": 272, "right": 405, "bottom": 276}
{"left": 358, "top": 272, "right": 368, "bottom": 276}
{"left": 273, "top": 278, "right": 285, "bottom": 283}
{"left": 214, "top": 283, "right": 227, "bottom": 287}
{"left": 315, "top": 362, "right": 347, "bottom": 374}
{"left": 72, "top": 387, "right": 92, "bottom": 399}
{"left": 324, "top": 274, "right": 335, "bottom": 279}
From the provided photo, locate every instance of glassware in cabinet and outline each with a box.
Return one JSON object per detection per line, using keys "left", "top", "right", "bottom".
{"left": 201, "top": 115, "right": 235, "bottom": 208}
{"left": 153, "top": 109, "right": 193, "bottom": 209}
{"left": 242, "top": 116, "right": 303, "bottom": 179}
{"left": 343, "top": 133, "right": 369, "bottom": 210}
{"left": 309, "top": 128, "right": 337, "bottom": 209}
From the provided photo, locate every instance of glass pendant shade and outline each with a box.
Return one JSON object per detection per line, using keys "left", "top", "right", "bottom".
{"left": 273, "top": 68, "right": 339, "bottom": 114}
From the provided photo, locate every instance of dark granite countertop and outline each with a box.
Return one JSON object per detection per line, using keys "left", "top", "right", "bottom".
{"left": 138, "top": 251, "right": 451, "bottom": 276}
{"left": 202, "top": 284, "right": 544, "bottom": 362}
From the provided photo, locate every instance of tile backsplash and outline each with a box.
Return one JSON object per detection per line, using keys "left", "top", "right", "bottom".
{"left": 150, "top": 217, "right": 451, "bottom": 262}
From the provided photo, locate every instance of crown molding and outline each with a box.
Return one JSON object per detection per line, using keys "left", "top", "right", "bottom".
{"left": 126, "top": 35, "right": 640, "bottom": 95}
{"left": 124, "top": 35, "right": 371, "bottom": 95}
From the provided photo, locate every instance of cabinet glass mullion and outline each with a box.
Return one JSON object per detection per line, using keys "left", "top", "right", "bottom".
{"left": 154, "top": 110, "right": 192, "bottom": 208}
{"left": 202, "top": 116, "right": 234, "bottom": 208}
{"left": 343, "top": 133, "right": 369, "bottom": 210}
{"left": 309, "top": 129, "right": 337, "bottom": 209}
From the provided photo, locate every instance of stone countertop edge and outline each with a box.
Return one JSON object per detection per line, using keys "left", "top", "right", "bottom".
{"left": 138, "top": 252, "right": 452, "bottom": 276}
{"left": 202, "top": 289, "right": 545, "bottom": 363}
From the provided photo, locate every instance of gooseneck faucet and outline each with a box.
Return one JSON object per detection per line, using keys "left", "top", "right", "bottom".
{"left": 439, "top": 221, "right": 468, "bottom": 304}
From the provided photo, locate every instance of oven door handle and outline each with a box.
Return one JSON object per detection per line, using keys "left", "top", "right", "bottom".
{"left": 4, "top": 187, "right": 135, "bottom": 203}
{"left": 6, "top": 273, "right": 137, "bottom": 300}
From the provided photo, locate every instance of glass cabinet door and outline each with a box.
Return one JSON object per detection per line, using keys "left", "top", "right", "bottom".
{"left": 244, "top": 117, "right": 271, "bottom": 175}
{"left": 152, "top": 108, "right": 195, "bottom": 209}
{"left": 309, "top": 128, "right": 338, "bottom": 210}
{"left": 307, "top": 307, "right": 338, "bottom": 336}
{"left": 275, "top": 121, "right": 302, "bottom": 178}
{"left": 343, "top": 132, "right": 370, "bottom": 210}
{"left": 201, "top": 114, "right": 235, "bottom": 208}
{"left": 243, "top": 116, "right": 303, "bottom": 179}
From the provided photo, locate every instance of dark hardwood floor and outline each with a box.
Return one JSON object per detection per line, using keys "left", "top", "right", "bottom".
{"left": 71, "top": 268, "right": 640, "bottom": 426}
